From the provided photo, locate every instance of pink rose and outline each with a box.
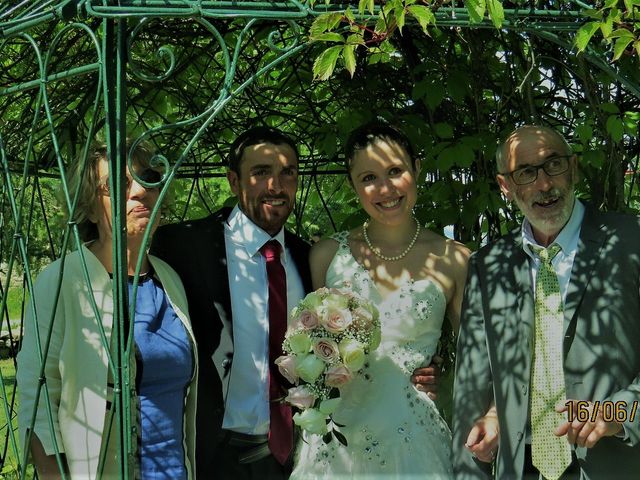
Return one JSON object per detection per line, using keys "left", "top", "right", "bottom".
{"left": 322, "top": 307, "right": 353, "bottom": 334}
{"left": 285, "top": 385, "right": 316, "bottom": 409}
{"left": 325, "top": 363, "right": 353, "bottom": 387}
{"left": 313, "top": 338, "right": 340, "bottom": 363}
{"left": 297, "top": 309, "right": 319, "bottom": 330}
{"left": 275, "top": 355, "right": 298, "bottom": 384}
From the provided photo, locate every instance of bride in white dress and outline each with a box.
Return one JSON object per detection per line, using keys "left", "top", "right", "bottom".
{"left": 291, "top": 123, "right": 495, "bottom": 479}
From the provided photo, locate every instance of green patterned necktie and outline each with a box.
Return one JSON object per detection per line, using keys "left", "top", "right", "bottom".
{"left": 530, "top": 244, "right": 572, "bottom": 480}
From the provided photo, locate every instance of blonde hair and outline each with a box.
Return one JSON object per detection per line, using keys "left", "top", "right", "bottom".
{"left": 65, "top": 140, "right": 158, "bottom": 241}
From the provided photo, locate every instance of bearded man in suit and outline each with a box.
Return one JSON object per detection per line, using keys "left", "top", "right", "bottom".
{"left": 453, "top": 125, "right": 640, "bottom": 479}
{"left": 152, "top": 127, "right": 310, "bottom": 479}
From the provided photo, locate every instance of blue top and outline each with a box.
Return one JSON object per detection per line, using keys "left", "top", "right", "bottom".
{"left": 130, "top": 274, "right": 193, "bottom": 479}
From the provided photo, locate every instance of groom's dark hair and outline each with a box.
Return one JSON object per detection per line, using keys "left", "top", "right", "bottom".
{"left": 228, "top": 126, "right": 298, "bottom": 176}
{"left": 344, "top": 121, "right": 418, "bottom": 173}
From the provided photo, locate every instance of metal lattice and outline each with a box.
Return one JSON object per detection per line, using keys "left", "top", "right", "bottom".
{"left": 1, "top": 1, "right": 639, "bottom": 478}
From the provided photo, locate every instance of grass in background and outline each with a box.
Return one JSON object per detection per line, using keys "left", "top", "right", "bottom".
{"left": 0, "top": 358, "right": 23, "bottom": 478}
{"left": 3, "top": 286, "right": 24, "bottom": 325}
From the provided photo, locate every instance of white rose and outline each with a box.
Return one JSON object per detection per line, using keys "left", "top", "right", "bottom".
{"left": 288, "top": 331, "right": 312, "bottom": 355}
{"left": 338, "top": 338, "right": 366, "bottom": 371}
{"left": 295, "top": 354, "right": 326, "bottom": 383}
{"left": 319, "top": 397, "right": 341, "bottom": 415}
{"left": 293, "top": 408, "right": 328, "bottom": 435}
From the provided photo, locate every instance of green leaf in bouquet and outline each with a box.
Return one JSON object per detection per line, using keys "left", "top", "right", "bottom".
{"left": 333, "top": 429, "right": 349, "bottom": 446}
{"left": 331, "top": 417, "right": 346, "bottom": 428}
{"left": 323, "top": 431, "right": 333, "bottom": 444}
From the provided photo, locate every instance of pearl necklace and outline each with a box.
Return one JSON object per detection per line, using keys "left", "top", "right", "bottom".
{"left": 362, "top": 216, "right": 421, "bottom": 262}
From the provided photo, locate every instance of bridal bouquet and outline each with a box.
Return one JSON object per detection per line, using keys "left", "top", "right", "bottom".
{"left": 276, "top": 287, "right": 381, "bottom": 445}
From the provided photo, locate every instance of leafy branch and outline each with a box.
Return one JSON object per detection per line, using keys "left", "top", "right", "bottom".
{"left": 310, "top": 0, "right": 444, "bottom": 80}
{"left": 575, "top": 0, "right": 640, "bottom": 61}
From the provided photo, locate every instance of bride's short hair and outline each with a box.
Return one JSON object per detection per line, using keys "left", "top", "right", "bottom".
{"left": 344, "top": 121, "right": 417, "bottom": 174}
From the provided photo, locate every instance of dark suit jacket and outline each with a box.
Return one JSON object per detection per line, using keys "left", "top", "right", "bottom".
{"left": 453, "top": 206, "right": 640, "bottom": 479}
{"left": 151, "top": 207, "right": 312, "bottom": 478}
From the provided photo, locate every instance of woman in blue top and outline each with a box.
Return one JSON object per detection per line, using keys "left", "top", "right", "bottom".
{"left": 17, "top": 141, "right": 198, "bottom": 479}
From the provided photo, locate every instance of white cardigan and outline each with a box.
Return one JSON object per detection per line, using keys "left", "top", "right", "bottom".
{"left": 17, "top": 246, "right": 198, "bottom": 479}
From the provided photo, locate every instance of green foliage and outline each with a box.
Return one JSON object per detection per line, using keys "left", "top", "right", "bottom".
{"left": 575, "top": 0, "right": 640, "bottom": 61}
{"left": 486, "top": 0, "right": 505, "bottom": 29}
{"left": 2, "top": 3, "right": 640, "bottom": 478}
{"left": 465, "top": 0, "right": 486, "bottom": 24}
{"left": 2, "top": 287, "right": 23, "bottom": 323}
{"left": 311, "top": 0, "right": 442, "bottom": 80}
{"left": 0, "top": 359, "right": 32, "bottom": 480}
{"left": 313, "top": 45, "right": 343, "bottom": 81}
{"left": 407, "top": 5, "right": 435, "bottom": 35}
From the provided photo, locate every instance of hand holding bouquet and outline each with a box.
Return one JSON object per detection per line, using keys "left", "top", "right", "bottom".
{"left": 275, "top": 287, "right": 381, "bottom": 445}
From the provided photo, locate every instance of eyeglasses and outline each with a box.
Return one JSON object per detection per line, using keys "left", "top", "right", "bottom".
{"left": 98, "top": 169, "right": 162, "bottom": 195}
{"left": 499, "top": 155, "right": 572, "bottom": 185}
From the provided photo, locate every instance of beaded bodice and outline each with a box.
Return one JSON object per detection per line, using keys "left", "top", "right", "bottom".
{"left": 327, "top": 231, "right": 447, "bottom": 376}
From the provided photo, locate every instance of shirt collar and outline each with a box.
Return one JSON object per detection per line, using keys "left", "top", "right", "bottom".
{"left": 225, "top": 204, "right": 286, "bottom": 258}
{"left": 522, "top": 198, "right": 585, "bottom": 257}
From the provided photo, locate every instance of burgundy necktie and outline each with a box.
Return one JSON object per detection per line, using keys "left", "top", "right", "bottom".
{"left": 260, "top": 240, "right": 293, "bottom": 465}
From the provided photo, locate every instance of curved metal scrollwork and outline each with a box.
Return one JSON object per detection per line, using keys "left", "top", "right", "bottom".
{"left": 126, "top": 15, "right": 309, "bottom": 190}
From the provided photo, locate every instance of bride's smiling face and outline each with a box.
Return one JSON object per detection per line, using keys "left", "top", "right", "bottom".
{"left": 349, "top": 139, "right": 420, "bottom": 226}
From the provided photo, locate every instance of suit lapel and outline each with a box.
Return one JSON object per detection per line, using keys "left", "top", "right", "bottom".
{"left": 285, "top": 230, "right": 312, "bottom": 293}
{"left": 485, "top": 233, "right": 534, "bottom": 436}
{"left": 563, "top": 207, "right": 606, "bottom": 343}
{"left": 486, "top": 233, "right": 534, "bottom": 368}
{"left": 511, "top": 235, "right": 535, "bottom": 366}
{"left": 210, "top": 211, "right": 234, "bottom": 392}
{"left": 211, "top": 208, "right": 234, "bottom": 342}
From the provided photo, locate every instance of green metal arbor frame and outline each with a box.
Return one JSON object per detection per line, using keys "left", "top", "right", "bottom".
{"left": 0, "top": 1, "right": 639, "bottom": 478}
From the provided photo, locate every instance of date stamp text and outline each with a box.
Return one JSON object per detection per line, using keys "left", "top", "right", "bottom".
{"left": 565, "top": 400, "right": 638, "bottom": 423}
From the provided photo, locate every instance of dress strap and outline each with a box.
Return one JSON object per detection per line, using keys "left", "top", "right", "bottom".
{"left": 329, "top": 231, "right": 350, "bottom": 248}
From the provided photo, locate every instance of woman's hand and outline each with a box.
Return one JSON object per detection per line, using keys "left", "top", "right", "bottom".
{"left": 465, "top": 405, "right": 499, "bottom": 463}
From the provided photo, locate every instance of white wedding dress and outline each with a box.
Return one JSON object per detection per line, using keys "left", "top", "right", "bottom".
{"left": 291, "top": 232, "right": 454, "bottom": 479}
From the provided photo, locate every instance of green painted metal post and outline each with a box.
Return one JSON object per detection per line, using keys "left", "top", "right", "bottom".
{"left": 101, "top": 14, "right": 133, "bottom": 480}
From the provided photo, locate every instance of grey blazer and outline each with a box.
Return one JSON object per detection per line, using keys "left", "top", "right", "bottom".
{"left": 453, "top": 206, "right": 640, "bottom": 479}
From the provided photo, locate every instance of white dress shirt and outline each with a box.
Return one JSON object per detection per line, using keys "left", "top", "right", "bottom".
{"left": 521, "top": 199, "right": 585, "bottom": 303}
{"left": 222, "top": 205, "right": 305, "bottom": 435}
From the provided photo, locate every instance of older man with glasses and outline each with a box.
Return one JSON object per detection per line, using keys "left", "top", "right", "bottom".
{"left": 453, "top": 125, "right": 640, "bottom": 479}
